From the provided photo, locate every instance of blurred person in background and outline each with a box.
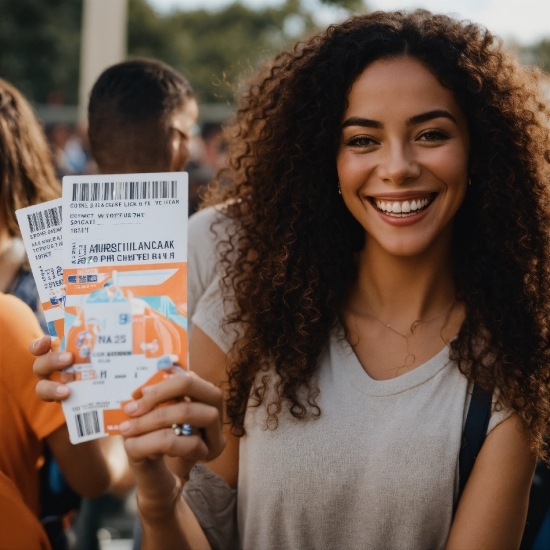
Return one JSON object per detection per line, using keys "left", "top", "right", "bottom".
{"left": 64, "top": 123, "right": 95, "bottom": 175}
{"left": 0, "top": 77, "right": 131, "bottom": 550}
{"left": 87, "top": 58, "right": 198, "bottom": 177}
{"left": 0, "top": 77, "right": 60, "bottom": 331}
{"left": 48, "top": 123, "right": 77, "bottom": 179}
{"left": 187, "top": 122, "right": 228, "bottom": 216}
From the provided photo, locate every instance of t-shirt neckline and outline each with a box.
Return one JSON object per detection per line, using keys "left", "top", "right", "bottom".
{"left": 333, "top": 332, "right": 453, "bottom": 397}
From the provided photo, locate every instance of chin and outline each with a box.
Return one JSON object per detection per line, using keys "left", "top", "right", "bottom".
{"left": 366, "top": 232, "right": 443, "bottom": 258}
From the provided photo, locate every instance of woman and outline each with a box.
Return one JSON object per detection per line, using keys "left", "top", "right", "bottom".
{"left": 0, "top": 78, "right": 60, "bottom": 330}
{"left": 35, "top": 10, "right": 550, "bottom": 549}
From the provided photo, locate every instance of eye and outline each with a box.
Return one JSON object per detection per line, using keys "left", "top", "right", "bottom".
{"left": 346, "top": 135, "right": 379, "bottom": 147}
{"left": 417, "top": 129, "right": 449, "bottom": 142}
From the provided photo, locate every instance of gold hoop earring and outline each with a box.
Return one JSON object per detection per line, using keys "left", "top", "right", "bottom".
{"left": 338, "top": 181, "right": 342, "bottom": 195}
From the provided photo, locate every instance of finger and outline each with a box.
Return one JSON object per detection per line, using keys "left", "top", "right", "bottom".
{"left": 36, "top": 379, "right": 71, "bottom": 402}
{"left": 126, "top": 372, "right": 223, "bottom": 416}
{"left": 124, "top": 429, "right": 209, "bottom": 462}
{"left": 33, "top": 350, "right": 74, "bottom": 379}
{"left": 120, "top": 402, "right": 225, "bottom": 460}
{"left": 120, "top": 401, "right": 220, "bottom": 438}
{"left": 29, "top": 335, "right": 52, "bottom": 357}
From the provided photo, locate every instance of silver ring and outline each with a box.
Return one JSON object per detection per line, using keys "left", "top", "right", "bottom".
{"left": 172, "top": 423, "right": 193, "bottom": 436}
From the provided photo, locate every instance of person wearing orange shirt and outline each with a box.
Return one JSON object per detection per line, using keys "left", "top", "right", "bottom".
{"left": 0, "top": 293, "right": 120, "bottom": 550}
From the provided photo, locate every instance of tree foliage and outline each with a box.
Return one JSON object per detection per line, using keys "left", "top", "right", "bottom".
{"left": 128, "top": 0, "right": 324, "bottom": 103}
{"left": 520, "top": 39, "right": 550, "bottom": 73}
{"left": 0, "top": 0, "right": 81, "bottom": 103}
{"left": 0, "top": 0, "right": 548, "bottom": 108}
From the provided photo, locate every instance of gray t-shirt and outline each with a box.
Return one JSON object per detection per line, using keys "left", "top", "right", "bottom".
{"left": 187, "top": 206, "right": 511, "bottom": 550}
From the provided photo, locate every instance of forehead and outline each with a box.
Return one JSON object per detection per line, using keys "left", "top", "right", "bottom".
{"left": 344, "top": 57, "right": 463, "bottom": 120}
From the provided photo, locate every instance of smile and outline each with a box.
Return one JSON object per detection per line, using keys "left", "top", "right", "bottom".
{"left": 369, "top": 193, "right": 437, "bottom": 218}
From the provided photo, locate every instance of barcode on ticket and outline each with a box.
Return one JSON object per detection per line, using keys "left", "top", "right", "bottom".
{"left": 75, "top": 411, "right": 101, "bottom": 438}
{"left": 27, "top": 206, "right": 62, "bottom": 233}
{"left": 72, "top": 180, "right": 178, "bottom": 202}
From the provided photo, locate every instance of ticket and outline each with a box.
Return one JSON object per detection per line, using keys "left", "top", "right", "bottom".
{"left": 61, "top": 173, "right": 188, "bottom": 443}
{"left": 15, "top": 199, "right": 65, "bottom": 339}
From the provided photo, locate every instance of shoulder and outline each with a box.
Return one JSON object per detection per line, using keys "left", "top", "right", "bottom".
{"left": 188, "top": 205, "right": 236, "bottom": 322}
{"left": 487, "top": 389, "right": 514, "bottom": 434}
{"left": 188, "top": 206, "right": 230, "bottom": 279}
{"left": 189, "top": 205, "right": 235, "bottom": 251}
{"left": 0, "top": 293, "right": 42, "bottom": 342}
{"left": 0, "top": 293, "right": 43, "bottom": 381}
{"left": 0, "top": 294, "right": 64, "bottom": 439}
{"left": 0, "top": 293, "right": 42, "bottom": 387}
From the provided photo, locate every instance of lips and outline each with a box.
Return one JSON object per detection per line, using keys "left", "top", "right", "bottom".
{"left": 369, "top": 193, "right": 436, "bottom": 218}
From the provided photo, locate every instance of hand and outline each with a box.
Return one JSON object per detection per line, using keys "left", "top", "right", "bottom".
{"left": 120, "top": 370, "right": 225, "bottom": 467}
{"left": 119, "top": 370, "right": 225, "bottom": 519}
{"left": 30, "top": 335, "right": 75, "bottom": 401}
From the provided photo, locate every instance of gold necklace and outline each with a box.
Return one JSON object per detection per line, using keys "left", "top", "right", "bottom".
{"left": 354, "top": 300, "right": 456, "bottom": 374}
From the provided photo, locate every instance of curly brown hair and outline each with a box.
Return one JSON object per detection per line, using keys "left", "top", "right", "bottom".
{"left": 0, "top": 78, "right": 60, "bottom": 236}
{"left": 206, "top": 10, "right": 550, "bottom": 458}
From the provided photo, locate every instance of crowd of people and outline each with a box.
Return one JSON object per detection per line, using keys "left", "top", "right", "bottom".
{"left": 1, "top": 8, "right": 550, "bottom": 550}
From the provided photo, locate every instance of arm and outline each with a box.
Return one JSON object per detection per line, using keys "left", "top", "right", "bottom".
{"left": 190, "top": 326, "right": 239, "bottom": 489}
{"left": 446, "top": 414, "right": 536, "bottom": 550}
{"left": 33, "top": 328, "right": 238, "bottom": 550}
{"left": 122, "top": 326, "right": 239, "bottom": 549}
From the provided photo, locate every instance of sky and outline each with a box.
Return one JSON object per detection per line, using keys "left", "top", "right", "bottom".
{"left": 147, "top": 0, "right": 550, "bottom": 45}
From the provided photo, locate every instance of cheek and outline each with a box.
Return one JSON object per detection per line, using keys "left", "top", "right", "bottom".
{"left": 336, "top": 151, "right": 375, "bottom": 189}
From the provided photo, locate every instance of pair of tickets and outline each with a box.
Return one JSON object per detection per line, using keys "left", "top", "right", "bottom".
{"left": 16, "top": 173, "right": 188, "bottom": 444}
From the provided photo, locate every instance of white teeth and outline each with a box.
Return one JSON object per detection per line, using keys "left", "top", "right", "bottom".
{"left": 374, "top": 196, "right": 433, "bottom": 216}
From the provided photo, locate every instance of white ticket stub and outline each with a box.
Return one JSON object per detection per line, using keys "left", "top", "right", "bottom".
{"left": 61, "top": 173, "right": 188, "bottom": 443}
{"left": 15, "top": 199, "right": 65, "bottom": 339}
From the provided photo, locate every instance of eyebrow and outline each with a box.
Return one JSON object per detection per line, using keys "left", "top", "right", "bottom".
{"left": 341, "top": 109, "right": 457, "bottom": 129}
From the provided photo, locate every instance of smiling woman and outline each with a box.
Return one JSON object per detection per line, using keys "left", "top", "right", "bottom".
{"left": 34, "top": 9, "right": 550, "bottom": 550}
{"left": 131, "top": 9, "right": 550, "bottom": 550}
{"left": 337, "top": 57, "right": 470, "bottom": 257}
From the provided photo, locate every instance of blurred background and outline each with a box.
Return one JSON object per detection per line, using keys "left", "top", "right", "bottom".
{"left": 1, "top": 0, "right": 548, "bottom": 548}
{"left": 1, "top": 0, "right": 549, "bottom": 217}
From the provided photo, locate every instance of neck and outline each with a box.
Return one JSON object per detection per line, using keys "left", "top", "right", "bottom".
{"left": 349, "top": 232, "right": 456, "bottom": 324}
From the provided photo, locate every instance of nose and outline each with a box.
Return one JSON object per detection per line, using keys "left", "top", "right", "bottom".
{"left": 376, "top": 141, "right": 421, "bottom": 185}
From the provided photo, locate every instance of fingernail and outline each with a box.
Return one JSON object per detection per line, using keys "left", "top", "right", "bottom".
{"left": 56, "top": 385, "right": 69, "bottom": 396}
{"left": 124, "top": 401, "right": 138, "bottom": 414}
{"left": 141, "top": 386, "right": 152, "bottom": 394}
{"left": 119, "top": 421, "right": 130, "bottom": 432}
{"left": 57, "top": 352, "right": 72, "bottom": 363}
{"left": 31, "top": 338, "right": 40, "bottom": 349}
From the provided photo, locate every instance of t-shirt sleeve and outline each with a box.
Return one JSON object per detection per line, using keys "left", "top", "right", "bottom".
{"left": 188, "top": 206, "right": 242, "bottom": 354}
{"left": 182, "top": 464, "right": 238, "bottom": 550}
{"left": 0, "top": 293, "right": 65, "bottom": 441}
{"left": 487, "top": 390, "right": 514, "bottom": 434}
{"left": 192, "top": 274, "right": 240, "bottom": 354}
{"left": 188, "top": 206, "right": 231, "bottom": 335}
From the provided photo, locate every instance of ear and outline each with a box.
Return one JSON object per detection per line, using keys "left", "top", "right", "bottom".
{"left": 168, "top": 130, "right": 190, "bottom": 172}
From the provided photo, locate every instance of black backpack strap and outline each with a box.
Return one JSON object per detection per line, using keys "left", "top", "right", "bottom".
{"left": 456, "top": 383, "right": 492, "bottom": 512}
